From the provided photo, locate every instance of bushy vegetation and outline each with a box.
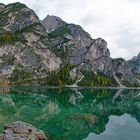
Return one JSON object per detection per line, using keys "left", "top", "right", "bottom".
{"left": 5, "top": 2, "right": 26, "bottom": 13}
{"left": 9, "top": 65, "right": 32, "bottom": 84}
{"left": 0, "top": 32, "right": 22, "bottom": 45}
{"left": 79, "top": 70, "right": 117, "bottom": 87}
{"left": 9, "top": 65, "right": 120, "bottom": 87}
{"left": 136, "top": 75, "right": 140, "bottom": 80}
{"left": 48, "top": 25, "right": 71, "bottom": 38}
{"left": 49, "top": 44, "right": 74, "bottom": 61}
{"left": 0, "top": 22, "right": 42, "bottom": 45}
{"left": 39, "top": 64, "right": 75, "bottom": 86}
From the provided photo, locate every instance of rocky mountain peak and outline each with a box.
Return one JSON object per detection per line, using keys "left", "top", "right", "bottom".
{"left": 42, "top": 15, "right": 67, "bottom": 32}
{"left": 0, "top": 2, "right": 62, "bottom": 84}
{"left": 0, "top": 2, "right": 39, "bottom": 32}
{"left": 138, "top": 52, "right": 140, "bottom": 58}
{"left": 0, "top": 3, "right": 5, "bottom": 9}
{"left": 111, "top": 58, "right": 137, "bottom": 86}
{"left": 128, "top": 52, "right": 140, "bottom": 75}
{"left": 43, "top": 15, "right": 138, "bottom": 86}
{"left": 94, "top": 38, "right": 107, "bottom": 45}
{"left": 93, "top": 38, "right": 109, "bottom": 55}
{"left": 85, "top": 38, "right": 110, "bottom": 62}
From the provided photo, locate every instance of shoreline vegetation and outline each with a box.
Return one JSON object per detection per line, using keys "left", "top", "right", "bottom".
{"left": 0, "top": 85, "right": 140, "bottom": 90}
{"left": 1, "top": 71, "right": 139, "bottom": 87}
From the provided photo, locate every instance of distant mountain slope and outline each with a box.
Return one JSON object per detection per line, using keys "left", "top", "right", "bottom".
{"left": 42, "top": 15, "right": 139, "bottom": 87}
{"left": 128, "top": 53, "right": 140, "bottom": 75}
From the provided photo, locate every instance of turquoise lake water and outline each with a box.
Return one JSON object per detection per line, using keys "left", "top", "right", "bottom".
{"left": 0, "top": 87, "right": 140, "bottom": 140}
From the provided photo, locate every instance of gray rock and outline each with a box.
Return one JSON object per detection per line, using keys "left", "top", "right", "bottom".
{"left": 128, "top": 52, "right": 140, "bottom": 75}
{"left": 112, "top": 58, "right": 138, "bottom": 86}
{"left": 0, "top": 2, "right": 139, "bottom": 87}
{"left": 83, "top": 38, "right": 112, "bottom": 74}
{"left": 0, "top": 121, "right": 47, "bottom": 140}
{"left": 0, "top": 2, "right": 39, "bottom": 32}
{"left": 42, "top": 15, "right": 67, "bottom": 33}
{"left": 0, "top": 3, "right": 5, "bottom": 11}
{"left": 43, "top": 15, "right": 139, "bottom": 86}
{"left": 0, "top": 2, "right": 62, "bottom": 84}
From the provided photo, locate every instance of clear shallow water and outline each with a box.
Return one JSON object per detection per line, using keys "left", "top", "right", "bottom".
{"left": 0, "top": 87, "right": 140, "bottom": 140}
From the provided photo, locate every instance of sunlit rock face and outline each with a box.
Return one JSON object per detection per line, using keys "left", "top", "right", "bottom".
{"left": 0, "top": 2, "right": 62, "bottom": 84}
{"left": 0, "top": 2, "right": 39, "bottom": 32}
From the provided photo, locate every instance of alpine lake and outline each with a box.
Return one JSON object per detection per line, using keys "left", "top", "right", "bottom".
{"left": 0, "top": 86, "right": 140, "bottom": 140}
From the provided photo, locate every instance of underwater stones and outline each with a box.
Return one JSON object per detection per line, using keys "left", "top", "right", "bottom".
{"left": 0, "top": 121, "right": 47, "bottom": 140}
{"left": 68, "top": 113, "right": 97, "bottom": 124}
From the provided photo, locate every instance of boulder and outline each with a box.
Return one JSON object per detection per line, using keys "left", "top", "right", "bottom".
{"left": 0, "top": 121, "right": 47, "bottom": 140}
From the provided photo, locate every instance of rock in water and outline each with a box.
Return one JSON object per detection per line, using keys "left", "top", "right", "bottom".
{"left": 0, "top": 121, "right": 47, "bottom": 140}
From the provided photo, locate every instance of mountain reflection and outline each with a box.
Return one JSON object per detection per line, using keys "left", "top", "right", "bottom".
{"left": 0, "top": 87, "right": 140, "bottom": 140}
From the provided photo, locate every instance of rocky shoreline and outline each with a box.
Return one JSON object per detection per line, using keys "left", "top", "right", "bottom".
{"left": 0, "top": 121, "right": 47, "bottom": 140}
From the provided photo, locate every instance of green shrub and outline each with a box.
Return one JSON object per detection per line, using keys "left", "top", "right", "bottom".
{"left": 39, "top": 64, "right": 75, "bottom": 86}
{"left": 48, "top": 25, "right": 71, "bottom": 38}
{"left": 9, "top": 65, "right": 32, "bottom": 83}
{"left": 79, "top": 70, "right": 117, "bottom": 87}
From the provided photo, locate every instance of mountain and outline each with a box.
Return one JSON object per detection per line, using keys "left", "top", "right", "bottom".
{"left": 42, "top": 15, "right": 139, "bottom": 87}
{"left": 0, "top": 2, "right": 61, "bottom": 85}
{"left": 128, "top": 53, "right": 140, "bottom": 76}
{"left": 0, "top": 2, "right": 139, "bottom": 87}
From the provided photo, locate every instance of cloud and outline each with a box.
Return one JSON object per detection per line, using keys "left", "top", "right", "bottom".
{"left": 0, "top": 0, "right": 140, "bottom": 60}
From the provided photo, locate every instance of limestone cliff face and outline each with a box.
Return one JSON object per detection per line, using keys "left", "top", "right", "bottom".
{"left": 112, "top": 58, "right": 138, "bottom": 86}
{"left": 43, "top": 15, "right": 138, "bottom": 87}
{"left": 0, "top": 3, "right": 40, "bottom": 32}
{"left": 83, "top": 38, "right": 112, "bottom": 74}
{"left": 0, "top": 3, "right": 61, "bottom": 84}
{"left": 43, "top": 16, "right": 112, "bottom": 74}
{"left": 128, "top": 53, "right": 140, "bottom": 75}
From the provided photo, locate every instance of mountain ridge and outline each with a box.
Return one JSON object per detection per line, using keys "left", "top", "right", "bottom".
{"left": 0, "top": 2, "right": 139, "bottom": 87}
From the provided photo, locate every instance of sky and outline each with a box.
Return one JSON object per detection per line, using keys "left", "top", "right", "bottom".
{"left": 0, "top": 0, "right": 140, "bottom": 60}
